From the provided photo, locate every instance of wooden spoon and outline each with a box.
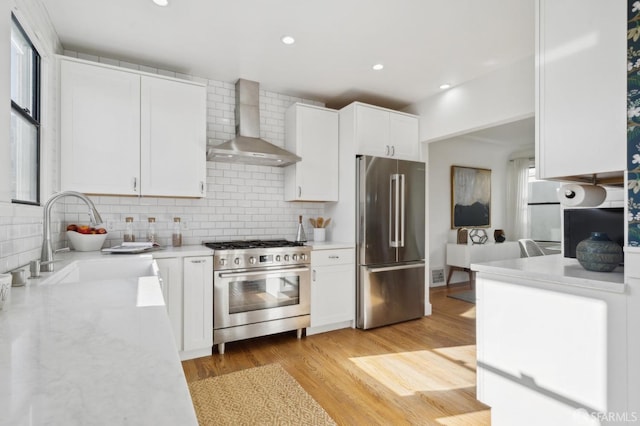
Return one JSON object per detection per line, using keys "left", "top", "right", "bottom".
{"left": 309, "top": 218, "right": 317, "bottom": 228}
{"left": 323, "top": 218, "right": 331, "bottom": 228}
{"left": 317, "top": 217, "right": 324, "bottom": 228}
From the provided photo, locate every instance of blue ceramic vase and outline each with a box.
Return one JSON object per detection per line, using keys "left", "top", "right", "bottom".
{"left": 576, "top": 232, "right": 623, "bottom": 272}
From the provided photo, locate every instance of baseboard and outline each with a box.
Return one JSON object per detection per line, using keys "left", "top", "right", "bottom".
{"left": 306, "top": 320, "right": 354, "bottom": 336}
{"left": 180, "top": 346, "right": 212, "bottom": 361}
{"left": 424, "top": 302, "right": 432, "bottom": 316}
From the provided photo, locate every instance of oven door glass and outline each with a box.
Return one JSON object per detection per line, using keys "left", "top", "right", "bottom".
{"left": 229, "top": 275, "right": 300, "bottom": 314}
{"left": 214, "top": 267, "right": 310, "bottom": 329}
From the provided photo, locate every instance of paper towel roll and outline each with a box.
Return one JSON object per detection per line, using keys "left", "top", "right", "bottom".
{"left": 557, "top": 184, "right": 606, "bottom": 207}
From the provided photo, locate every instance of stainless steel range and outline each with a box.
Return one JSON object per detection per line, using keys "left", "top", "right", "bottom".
{"left": 203, "top": 239, "right": 311, "bottom": 354}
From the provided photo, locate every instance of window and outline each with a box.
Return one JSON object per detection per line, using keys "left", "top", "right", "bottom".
{"left": 10, "top": 14, "right": 41, "bottom": 205}
{"left": 527, "top": 168, "right": 561, "bottom": 242}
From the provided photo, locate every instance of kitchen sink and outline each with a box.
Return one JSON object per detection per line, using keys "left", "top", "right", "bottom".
{"left": 41, "top": 256, "right": 158, "bottom": 285}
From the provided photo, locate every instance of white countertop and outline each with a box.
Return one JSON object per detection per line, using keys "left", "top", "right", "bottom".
{"left": 149, "top": 244, "right": 213, "bottom": 258}
{"left": 306, "top": 241, "right": 355, "bottom": 250}
{"left": 471, "top": 254, "right": 625, "bottom": 294}
{"left": 0, "top": 251, "right": 198, "bottom": 425}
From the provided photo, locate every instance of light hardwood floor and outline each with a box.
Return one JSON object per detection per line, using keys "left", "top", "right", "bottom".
{"left": 182, "top": 284, "right": 490, "bottom": 425}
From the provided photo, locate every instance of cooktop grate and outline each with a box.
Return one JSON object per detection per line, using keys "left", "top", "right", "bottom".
{"left": 203, "top": 239, "right": 305, "bottom": 250}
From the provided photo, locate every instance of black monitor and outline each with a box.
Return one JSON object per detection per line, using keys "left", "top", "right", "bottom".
{"left": 563, "top": 207, "right": 624, "bottom": 258}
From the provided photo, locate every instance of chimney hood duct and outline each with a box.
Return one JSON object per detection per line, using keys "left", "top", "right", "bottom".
{"left": 207, "top": 79, "right": 301, "bottom": 167}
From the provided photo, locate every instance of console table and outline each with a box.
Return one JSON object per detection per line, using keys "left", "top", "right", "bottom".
{"left": 446, "top": 242, "right": 521, "bottom": 287}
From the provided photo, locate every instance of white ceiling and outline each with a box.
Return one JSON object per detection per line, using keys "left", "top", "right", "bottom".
{"left": 460, "top": 117, "right": 535, "bottom": 148}
{"left": 39, "top": 0, "right": 535, "bottom": 110}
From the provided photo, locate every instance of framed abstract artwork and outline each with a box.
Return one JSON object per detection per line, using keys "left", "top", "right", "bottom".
{"left": 451, "top": 165, "right": 491, "bottom": 229}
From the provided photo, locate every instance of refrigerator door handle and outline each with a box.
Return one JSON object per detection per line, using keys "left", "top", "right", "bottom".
{"left": 399, "top": 173, "right": 405, "bottom": 248}
{"left": 390, "top": 174, "right": 400, "bottom": 248}
{"left": 367, "top": 262, "right": 424, "bottom": 273}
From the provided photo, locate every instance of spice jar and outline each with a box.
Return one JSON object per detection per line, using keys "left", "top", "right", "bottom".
{"left": 172, "top": 217, "right": 182, "bottom": 247}
{"left": 147, "top": 217, "right": 157, "bottom": 244}
{"left": 124, "top": 217, "right": 135, "bottom": 242}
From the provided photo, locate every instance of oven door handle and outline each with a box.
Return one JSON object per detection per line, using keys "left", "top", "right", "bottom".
{"left": 218, "top": 266, "right": 310, "bottom": 278}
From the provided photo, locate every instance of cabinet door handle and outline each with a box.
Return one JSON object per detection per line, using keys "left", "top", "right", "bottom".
{"left": 298, "top": 186, "right": 302, "bottom": 197}
{"left": 133, "top": 177, "right": 138, "bottom": 192}
{"left": 312, "top": 269, "right": 316, "bottom": 282}
{"left": 200, "top": 181, "right": 205, "bottom": 194}
{"left": 391, "top": 145, "right": 395, "bottom": 156}
{"left": 385, "top": 145, "right": 390, "bottom": 156}
{"left": 190, "top": 259, "right": 206, "bottom": 264}
{"left": 328, "top": 255, "right": 340, "bottom": 259}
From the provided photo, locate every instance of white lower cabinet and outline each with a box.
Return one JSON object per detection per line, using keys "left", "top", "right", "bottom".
{"left": 155, "top": 254, "right": 213, "bottom": 360}
{"left": 183, "top": 256, "right": 213, "bottom": 354}
{"left": 476, "top": 273, "right": 628, "bottom": 424}
{"left": 155, "top": 257, "right": 183, "bottom": 351}
{"left": 307, "top": 248, "right": 355, "bottom": 335}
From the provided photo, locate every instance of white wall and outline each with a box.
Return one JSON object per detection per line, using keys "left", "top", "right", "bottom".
{"left": 406, "top": 55, "right": 534, "bottom": 143}
{"left": 428, "top": 138, "right": 519, "bottom": 286}
{"left": 1, "top": 2, "right": 10, "bottom": 203}
{"left": 0, "top": 0, "right": 62, "bottom": 274}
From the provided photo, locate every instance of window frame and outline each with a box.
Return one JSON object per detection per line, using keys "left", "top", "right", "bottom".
{"left": 10, "top": 13, "right": 42, "bottom": 206}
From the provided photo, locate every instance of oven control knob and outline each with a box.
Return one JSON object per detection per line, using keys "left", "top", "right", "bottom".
{"left": 249, "top": 257, "right": 256, "bottom": 265}
{"left": 275, "top": 255, "right": 281, "bottom": 262}
{"left": 234, "top": 258, "right": 240, "bottom": 265}
{"left": 220, "top": 258, "right": 227, "bottom": 266}
{"left": 284, "top": 255, "right": 290, "bottom": 261}
{"left": 292, "top": 254, "right": 299, "bottom": 261}
{"left": 300, "top": 253, "right": 307, "bottom": 261}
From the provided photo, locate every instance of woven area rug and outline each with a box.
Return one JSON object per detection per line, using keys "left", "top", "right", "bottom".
{"left": 188, "top": 363, "right": 336, "bottom": 426}
{"left": 447, "top": 290, "right": 476, "bottom": 304}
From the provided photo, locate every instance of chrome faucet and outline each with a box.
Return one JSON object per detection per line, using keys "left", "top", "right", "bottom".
{"left": 40, "top": 191, "right": 103, "bottom": 272}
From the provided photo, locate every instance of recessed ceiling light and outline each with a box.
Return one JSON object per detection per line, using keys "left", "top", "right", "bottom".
{"left": 281, "top": 35, "right": 295, "bottom": 45}
{"left": 439, "top": 83, "right": 451, "bottom": 90}
{"left": 372, "top": 64, "right": 384, "bottom": 71}
{"left": 153, "top": 0, "right": 169, "bottom": 5}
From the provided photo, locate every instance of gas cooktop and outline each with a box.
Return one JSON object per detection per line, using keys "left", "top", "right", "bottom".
{"left": 203, "top": 239, "right": 305, "bottom": 251}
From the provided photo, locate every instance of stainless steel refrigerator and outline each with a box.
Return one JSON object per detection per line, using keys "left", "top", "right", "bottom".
{"left": 356, "top": 155, "right": 425, "bottom": 329}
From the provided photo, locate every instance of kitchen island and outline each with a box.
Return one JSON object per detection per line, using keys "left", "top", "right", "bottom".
{"left": 0, "top": 252, "right": 198, "bottom": 425}
{"left": 471, "top": 254, "right": 629, "bottom": 426}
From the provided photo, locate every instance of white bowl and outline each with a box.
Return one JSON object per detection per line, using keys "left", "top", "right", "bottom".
{"left": 67, "top": 231, "right": 107, "bottom": 252}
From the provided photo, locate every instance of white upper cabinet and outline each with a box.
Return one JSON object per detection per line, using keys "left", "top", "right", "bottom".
{"left": 354, "top": 104, "right": 389, "bottom": 157}
{"left": 350, "top": 102, "right": 419, "bottom": 160}
{"left": 536, "top": 0, "right": 626, "bottom": 180}
{"left": 140, "top": 76, "right": 207, "bottom": 197}
{"left": 61, "top": 59, "right": 141, "bottom": 195}
{"left": 284, "top": 103, "right": 339, "bottom": 201}
{"left": 60, "top": 57, "right": 207, "bottom": 197}
{"left": 389, "top": 112, "right": 420, "bottom": 160}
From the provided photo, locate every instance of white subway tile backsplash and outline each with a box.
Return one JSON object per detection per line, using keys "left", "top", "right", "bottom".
{"left": 157, "top": 69, "right": 177, "bottom": 78}
{"left": 139, "top": 65, "right": 158, "bottom": 74}
{"left": 99, "top": 57, "right": 120, "bottom": 67}
{"left": 119, "top": 61, "right": 140, "bottom": 71}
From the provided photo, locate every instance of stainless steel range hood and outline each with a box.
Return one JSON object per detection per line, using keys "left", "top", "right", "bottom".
{"left": 207, "top": 79, "right": 301, "bottom": 167}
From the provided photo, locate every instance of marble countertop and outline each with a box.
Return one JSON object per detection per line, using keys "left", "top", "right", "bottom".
{"left": 471, "top": 254, "right": 625, "bottom": 294}
{"left": 0, "top": 251, "right": 198, "bottom": 425}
